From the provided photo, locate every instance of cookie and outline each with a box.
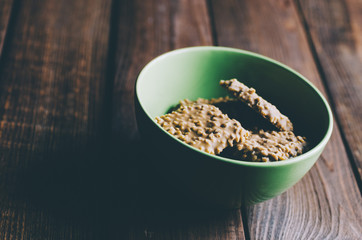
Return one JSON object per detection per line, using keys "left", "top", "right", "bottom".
{"left": 220, "top": 79, "right": 293, "bottom": 131}
{"left": 155, "top": 103, "right": 249, "bottom": 155}
{"left": 233, "top": 130, "right": 307, "bottom": 162}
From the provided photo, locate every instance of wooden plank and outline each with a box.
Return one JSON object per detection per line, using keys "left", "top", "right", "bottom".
{"left": 0, "top": 0, "right": 112, "bottom": 239}
{"left": 0, "top": 0, "right": 14, "bottom": 57}
{"left": 121, "top": 209, "right": 245, "bottom": 240}
{"left": 109, "top": 0, "right": 246, "bottom": 239}
{"left": 210, "top": 0, "right": 362, "bottom": 239}
{"left": 296, "top": 0, "right": 362, "bottom": 181}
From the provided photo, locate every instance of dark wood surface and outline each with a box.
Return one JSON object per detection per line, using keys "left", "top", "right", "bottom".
{"left": 0, "top": 0, "right": 361, "bottom": 239}
{"left": 297, "top": 0, "right": 362, "bottom": 181}
{"left": 0, "top": 0, "right": 112, "bottom": 239}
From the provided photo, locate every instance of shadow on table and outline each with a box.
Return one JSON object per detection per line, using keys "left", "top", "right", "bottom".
{"left": 109, "top": 139, "right": 244, "bottom": 238}
{"left": 11, "top": 137, "right": 241, "bottom": 238}
{"left": 10, "top": 139, "right": 110, "bottom": 237}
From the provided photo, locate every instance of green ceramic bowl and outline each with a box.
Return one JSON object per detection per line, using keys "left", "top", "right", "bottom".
{"left": 135, "top": 46, "right": 333, "bottom": 208}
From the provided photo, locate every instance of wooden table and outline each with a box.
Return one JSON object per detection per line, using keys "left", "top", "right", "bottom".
{"left": 0, "top": 0, "right": 361, "bottom": 239}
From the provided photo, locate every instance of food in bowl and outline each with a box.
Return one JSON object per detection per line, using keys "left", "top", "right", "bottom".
{"left": 155, "top": 102, "right": 250, "bottom": 155}
{"left": 155, "top": 78, "right": 307, "bottom": 162}
{"left": 220, "top": 79, "right": 293, "bottom": 131}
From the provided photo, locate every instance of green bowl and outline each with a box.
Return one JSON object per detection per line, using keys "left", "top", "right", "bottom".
{"left": 135, "top": 46, "right": 333, "bottom": 208}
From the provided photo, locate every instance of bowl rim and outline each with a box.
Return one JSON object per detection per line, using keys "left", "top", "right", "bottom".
{"left": 135, "top": 46, "right": 333, "bottom": 168}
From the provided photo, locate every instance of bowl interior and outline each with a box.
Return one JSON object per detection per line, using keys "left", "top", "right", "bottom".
{"left": 137, "top": 47, "right": 331, "bottom": 153}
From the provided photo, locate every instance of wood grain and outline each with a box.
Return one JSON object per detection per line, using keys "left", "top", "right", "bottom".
{"left": 209, "top": 0, "right": 362, "bottom": 239}
{"left": 109, "top": 0, "right": 246, "bottom": 239}
{"left": 111, "top": 0, "right": 213, "bottom": 142}
{"left": 0, "top": 0, "right": 112, "bottom": 239}
{"left": 0, "top": 0, "right": 14, "bottom": 57}
{"left": 121, "top": 209, "right": 245, "bottom": 240}
{"left": 0, "top": 0, "right": 360, "bottom": 239}
{"left": 297, "top": 0, "right": 362, "bottom": 182}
